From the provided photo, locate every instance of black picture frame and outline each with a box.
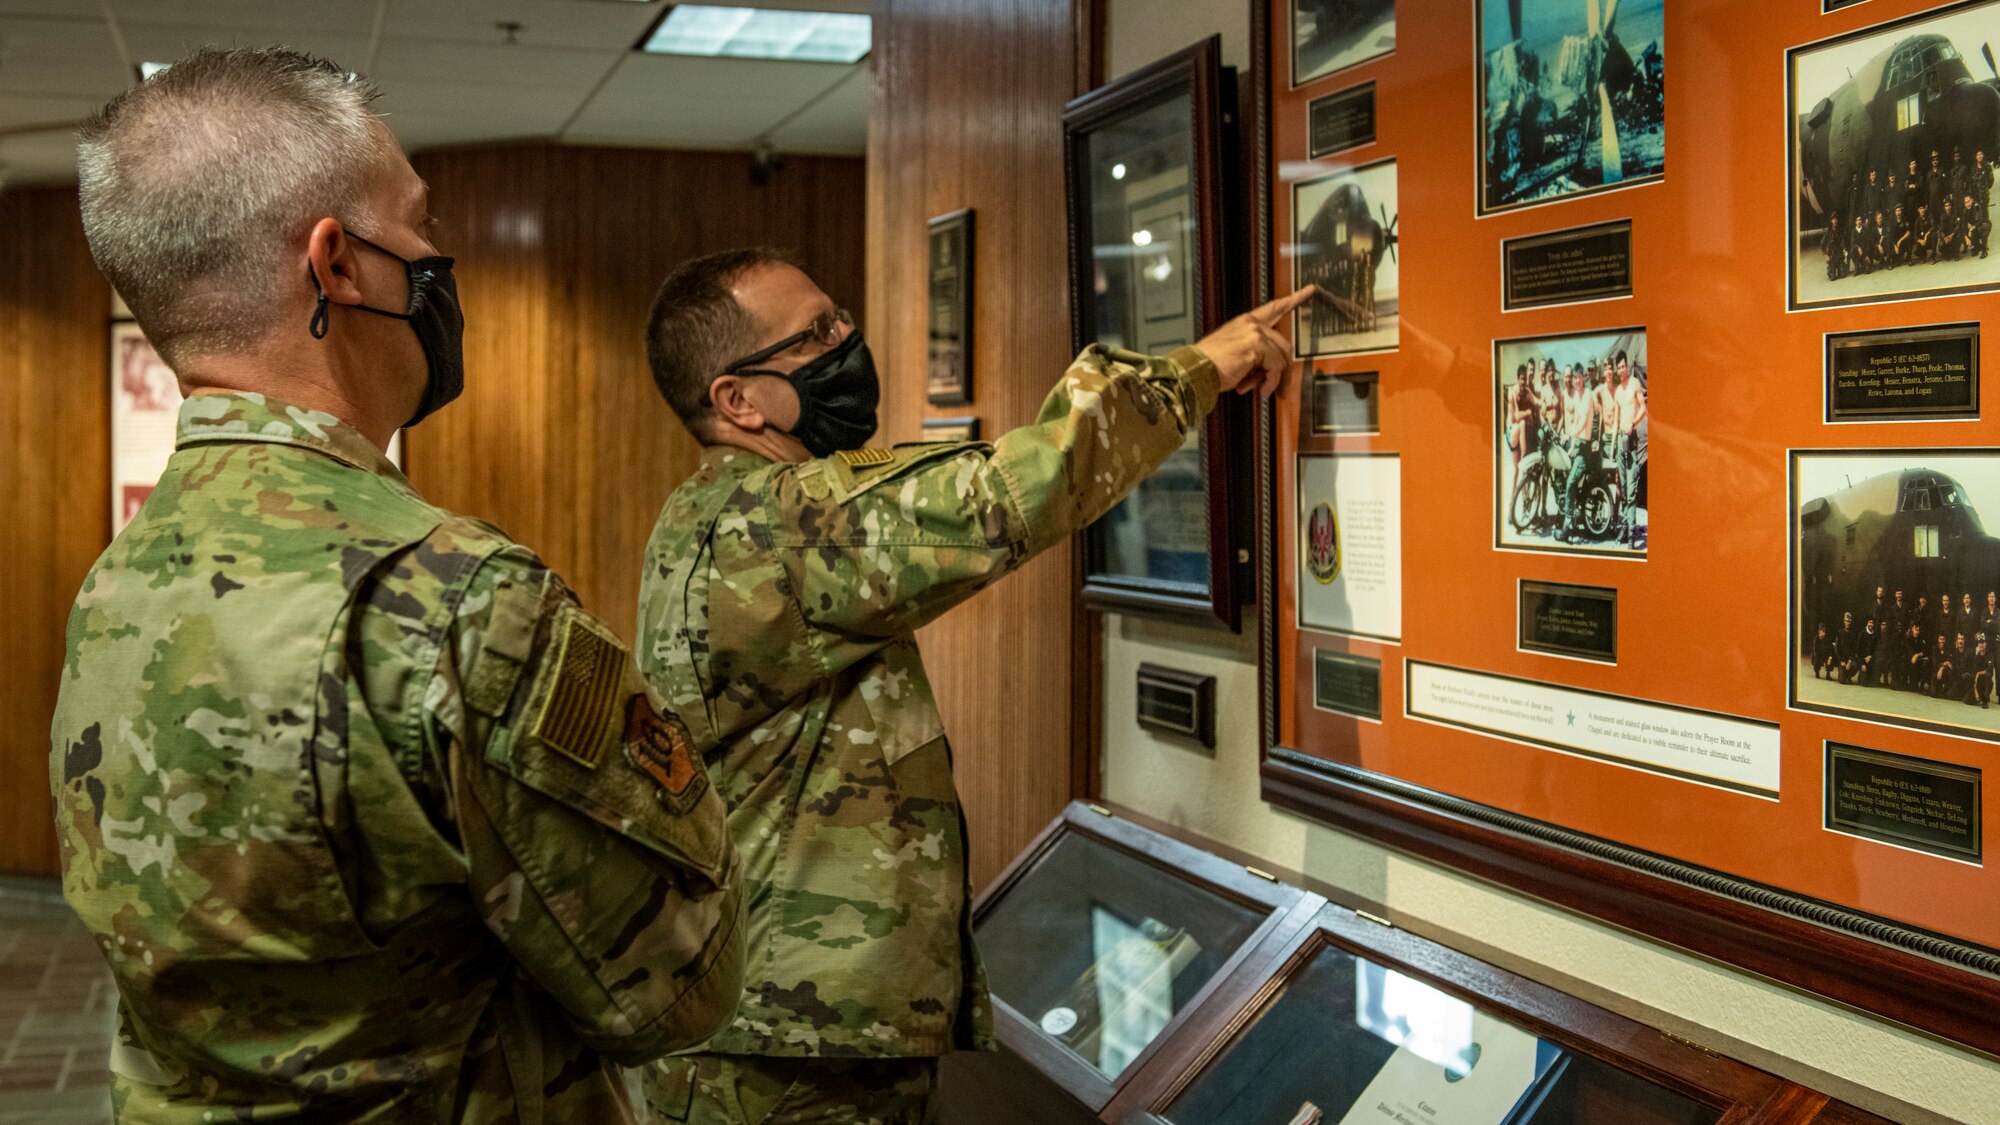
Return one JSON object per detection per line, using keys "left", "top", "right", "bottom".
{"left": 1065, "top": 37, "right": 1249, "bottom": 630}
{"left": 927, "top": 209, "right": 975, "bottom": 405}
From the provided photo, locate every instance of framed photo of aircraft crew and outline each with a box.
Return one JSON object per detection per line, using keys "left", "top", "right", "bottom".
{"left": 1787, "top": 0, "right": 2000, "bottom": 311}
{"left": 1792, "top": 450, "right": 2000, "bottom": 742}
{"left": 1475, "top": 0, "right": 1668, "bottom": 216}
{"left": 1291, "top": 158, "right": 1400, "bottom": 357}
{"left": 1064, "top": 36, "right": 1250, "bottom": 628}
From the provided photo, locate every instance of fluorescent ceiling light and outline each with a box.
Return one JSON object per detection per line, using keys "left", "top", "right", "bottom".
{"left": 139, "top": 61, "right": 171, "bottom": 79}
{"left": 641, "top": 5, "right": 870, "bottom": 63}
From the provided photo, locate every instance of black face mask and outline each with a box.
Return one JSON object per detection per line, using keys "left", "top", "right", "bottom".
{"left": 309, "top": 232, "right": 465, "bottom": 428}
{"left": 780, "top": 329, "right": 879, "bottom": 458}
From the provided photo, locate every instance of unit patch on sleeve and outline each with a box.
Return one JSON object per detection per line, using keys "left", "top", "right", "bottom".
{"left": 623, "top": 694, "right": 708, "bottom": 812}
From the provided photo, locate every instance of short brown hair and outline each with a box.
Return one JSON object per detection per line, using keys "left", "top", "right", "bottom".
{"left": 645, "top": 247, "right": 797, "bottom": 440}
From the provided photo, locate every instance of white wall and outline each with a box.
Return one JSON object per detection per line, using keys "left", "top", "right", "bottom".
{"left": 1101, "top": 612, "right": 2000, "bottom": 1125}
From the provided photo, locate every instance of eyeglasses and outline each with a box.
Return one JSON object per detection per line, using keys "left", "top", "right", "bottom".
{"left": 725, "top": 308, "right": 853, "bottom": 375}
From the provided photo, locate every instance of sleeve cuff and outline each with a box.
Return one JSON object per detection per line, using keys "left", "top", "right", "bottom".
{"left": 1166, "top": 345, "right": 1222, "bottom": 416}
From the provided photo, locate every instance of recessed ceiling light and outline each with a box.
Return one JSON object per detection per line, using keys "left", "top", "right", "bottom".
{"left": 139, "top": 61, "right": 170, "bottom": 79}
{"left": 640, "top": 5, "right": 870, "bottom": 64}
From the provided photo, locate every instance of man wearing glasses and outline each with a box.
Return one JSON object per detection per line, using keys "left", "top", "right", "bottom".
{"left": 634, "top": 248, "right": 1308, "bottom": 1122}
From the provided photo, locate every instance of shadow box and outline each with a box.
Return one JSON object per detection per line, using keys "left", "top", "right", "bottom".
{"left": 1252, "top": 0, "right": 2000, "bottom": 1061}
{"left": 941, "top": 804, "right": 1894, "bottom": 1125}
{"left": 1065, "top": 36, "right": 1252, "bottom": 630}
{"left": 957, "top": 802, "right": 1324, "bottom": 1115}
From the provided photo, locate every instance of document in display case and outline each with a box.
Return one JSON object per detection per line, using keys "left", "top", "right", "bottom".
{"left": 944, "top": 805, "right": 1893, "bottom": 1125}
{"left": 967, "top": 803, "right": 1321, "bottom": 1112}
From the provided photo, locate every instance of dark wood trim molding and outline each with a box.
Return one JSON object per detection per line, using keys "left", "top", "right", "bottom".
{"left": 1259, "top": 751, "right": 2000, "bottom": 1058}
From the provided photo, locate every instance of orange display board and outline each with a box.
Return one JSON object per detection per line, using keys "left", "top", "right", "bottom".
{"left": 1268, "top": 0, "right": 1998, "bottom": 954}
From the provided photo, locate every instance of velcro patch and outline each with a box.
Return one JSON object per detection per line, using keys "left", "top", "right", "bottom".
{"left": 530, "top": 612, "right": 625, "bottom": 769}
{"left": 835, "top": 447, "right": 894, "bottom": 468}
{"left": 623, "top": 695, "right": 708, "bottom": 812}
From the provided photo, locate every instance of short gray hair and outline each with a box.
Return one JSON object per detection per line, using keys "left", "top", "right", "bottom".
{"left": 78, "top": 47, "right": 386, "bottom": 366}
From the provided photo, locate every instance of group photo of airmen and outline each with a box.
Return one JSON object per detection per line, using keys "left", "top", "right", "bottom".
{"left": 1810, "top": 586, "right": 2000, "bottom": 708}
{"left": 1498, "top": 336, "right": 1648, "bottom": 551}
{"left": 46, "top": 45, "right": 1313, "bottom": 1125}
{"left": 1823, "top": 146, "right": 1994, "bottom": 281}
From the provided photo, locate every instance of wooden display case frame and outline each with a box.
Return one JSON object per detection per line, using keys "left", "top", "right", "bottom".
{"left": 1103, "top": 899, "right": 1890, "bottom": 1124}
{"left": 1065, "top": 37, "right": 1252, "bottom": 630}
{"left": 971, "top": 802, "right": 1327, "bottom": 1113}
{"left": 1245, "top": 0, "right": 2000, "bottom": 1058}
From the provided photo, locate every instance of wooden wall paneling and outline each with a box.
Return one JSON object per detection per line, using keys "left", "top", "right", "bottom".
{"left": 870, "top": 0, "right": 1084, "bottom": 892}
{"left": 406, "top": 144, "right": 568, "bottom": 589}
{"left": 407, "top": 143, "right": 864, "bottom": 639}
{"left": 559, "top": 146, "right": 867, "bottom": 638}
{"left": 0, "top": 188, "right": 110, "bottom": 877}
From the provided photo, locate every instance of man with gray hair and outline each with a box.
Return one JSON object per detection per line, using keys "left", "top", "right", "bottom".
{"left": 52, "top": 47, "right": 744, "bottom": 1123}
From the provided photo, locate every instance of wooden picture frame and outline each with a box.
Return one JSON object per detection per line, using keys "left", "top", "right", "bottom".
{"left": 1064, "top": 37, "right": 1249, "bottom": 630}
{"left": 927, "top": 208, "right": 975, "bottom": 405}
{"left": 1251, "top": 0, "right": 2000, "bottom": 1058}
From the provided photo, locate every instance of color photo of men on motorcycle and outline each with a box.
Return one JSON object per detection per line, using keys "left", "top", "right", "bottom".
{"left": 1495, "top": 327, "right": 1648, "bottom": 557}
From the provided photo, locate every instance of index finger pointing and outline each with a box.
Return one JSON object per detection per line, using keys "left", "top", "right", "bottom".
{"left": 1249, "top": 285, "right": 1317, "bottom": 327}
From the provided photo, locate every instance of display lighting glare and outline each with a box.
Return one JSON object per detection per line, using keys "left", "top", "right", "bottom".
{"left": 1131, "top": 228, "right": 1154, "bottom": 247}
{"left": 642, "top": 5, "right": 871, "bottom": 63}
{"left": 139, "top": 61, "right": 171, "bottom": 79}
{"left": 1110, "top": 162, "right": 1127, "bottom": 180}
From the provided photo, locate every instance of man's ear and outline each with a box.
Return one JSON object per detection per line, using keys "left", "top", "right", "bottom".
{"left": 305, "top": 219, "right": 367, "bottom": 306}
{"left": 708, "top": 373, "right": 768, "bottom": 432}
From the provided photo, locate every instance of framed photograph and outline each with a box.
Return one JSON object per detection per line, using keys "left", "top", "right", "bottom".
{"left": 1792, "top": 449, "right": 2000, "bottom": 743}
{"left": 1493, "top": 328, "right": 1648, "bottom": 558}
{"left": 1291, "top": 158, "right": 1399, "bottom": 358}
{"left": 1292, "top": 0, "right": 1395, "bottom": 88}
{"left": 1065, "top": 37, "right": 1247, "bottom": 629}
{"left": 921, "top": 415, "right": 981, "bottom": 442}
{"left": 1787, "top": 0, "right": 2000, "bottom": 311}
{"left": 110, "top": 320, "right": 183, "bottom": 535}
{"left": 927, "top": 209, "right": 974, "bottom": 404}
{"left": 1476, "top": 0, "right": 1667, "bottom": 216}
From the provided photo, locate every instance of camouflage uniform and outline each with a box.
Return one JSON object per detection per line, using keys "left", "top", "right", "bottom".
{"left": 635, "top": 345, "right": 1219, "bottom": 1116}
{"left": 50, "top": 392, "right": 746, "bottom": 1124}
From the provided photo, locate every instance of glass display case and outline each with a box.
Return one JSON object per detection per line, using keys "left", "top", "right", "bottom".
{"left": 970, "top": 802, "right": 1322, "bottom": 1111}
{"left": 942, "top": 803, "right": 1897, "bottom": 1125}
{"left": 1065, "top": 37, "right": 1251, "bottom": 629}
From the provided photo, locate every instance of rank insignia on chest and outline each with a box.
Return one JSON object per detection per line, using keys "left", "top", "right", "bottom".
{"left": 624, "top": 695, "right": 708, "bottom": 812}
{"left": 835, "top": 447, "right": 894, "bottom": 468}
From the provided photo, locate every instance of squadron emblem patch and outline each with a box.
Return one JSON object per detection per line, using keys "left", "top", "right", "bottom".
{"left": 623, "top": 695, "right": 707, "bottom": 812}
{"left": 1305, "top": 502, "right": 1341, "bottom": 585}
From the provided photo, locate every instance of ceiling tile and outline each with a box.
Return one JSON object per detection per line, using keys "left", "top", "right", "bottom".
{"left": 383, "top": 0, "right": 665, "bottom": 52}
{"left": 767, "top": 63, "right": 863, "bottom": 154}
{"left": 0, "top": 15, "right": 129, "bottom": 99}
{"left": 370, "top": 39, "right": 617, "bottom": 90}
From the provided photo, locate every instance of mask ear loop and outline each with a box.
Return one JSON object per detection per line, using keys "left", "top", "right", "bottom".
{"left": 307, "top": 267, "right": 331, "bottom": 340}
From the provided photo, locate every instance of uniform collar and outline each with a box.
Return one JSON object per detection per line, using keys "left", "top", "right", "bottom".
{"left": 699, "top": 444, "right": 779, "bottom": 476}
{"left": 176, "top": 391, "right": 402, "bottom": 479}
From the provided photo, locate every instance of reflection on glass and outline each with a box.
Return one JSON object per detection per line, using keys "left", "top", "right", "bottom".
{"left": 1165, "top": 943, "right": 1719, "bottom": 1125}
{"left": 1078, "top": 85, "right": 1212, "bottom": 591}
{"left": 975, "top": 832, "right": 1264, "bottom": 1079}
